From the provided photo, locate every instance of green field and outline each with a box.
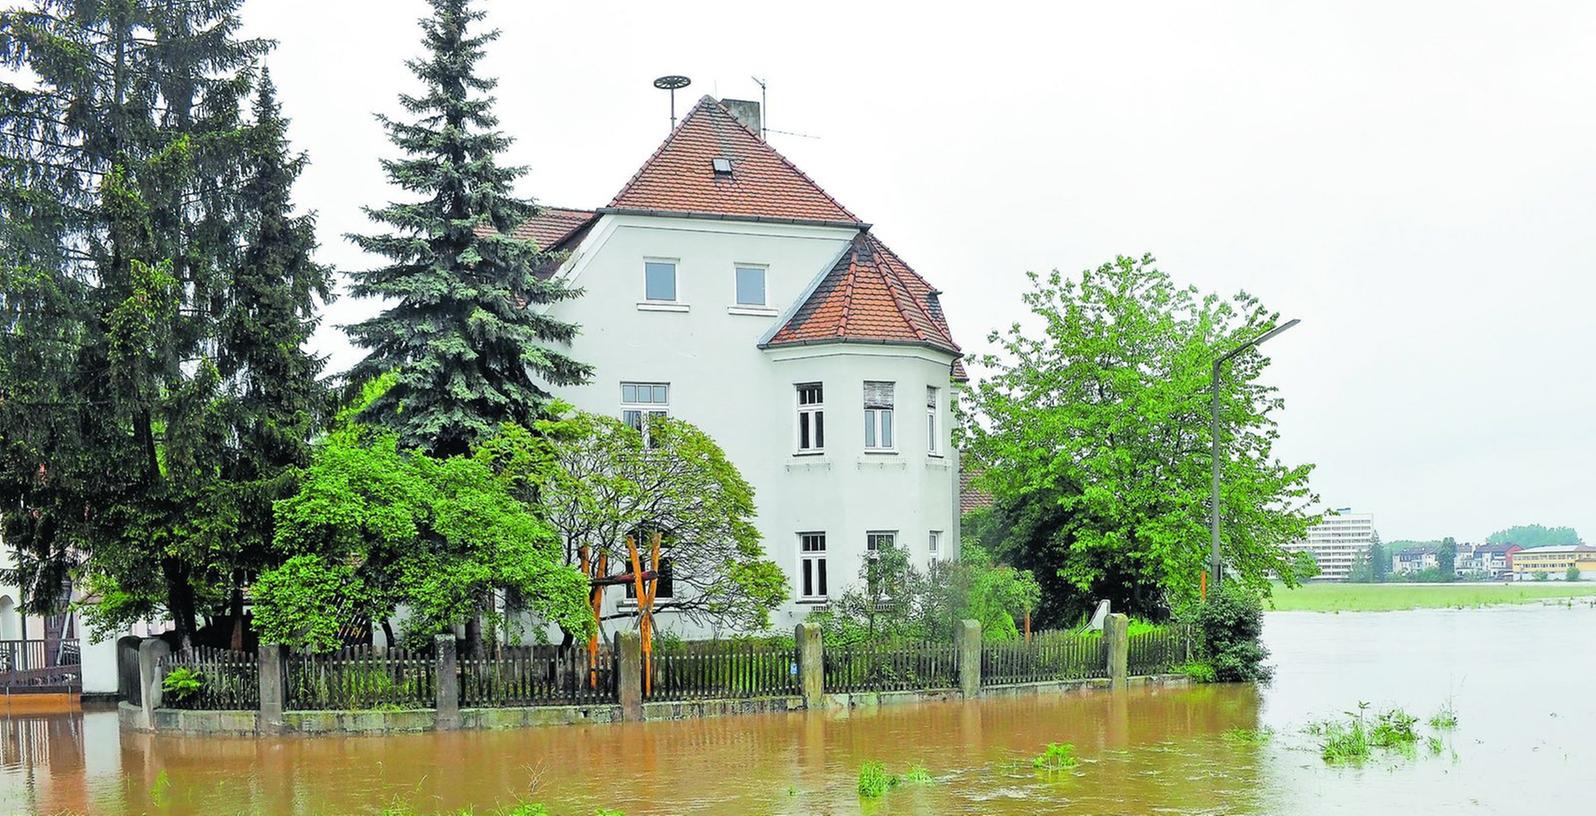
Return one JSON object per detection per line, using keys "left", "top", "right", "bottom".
{"left": 1268, "top": 582, "right": 1596, "bottom": 612}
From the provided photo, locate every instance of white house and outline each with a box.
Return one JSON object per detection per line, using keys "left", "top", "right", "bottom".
{"left": 523, "top": 96, "right": 965, "bottom": 636}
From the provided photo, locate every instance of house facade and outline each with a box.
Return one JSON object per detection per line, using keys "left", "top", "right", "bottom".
{"left": 1286, "top": 508, "right": 1375, "bottom": 581}
{"left": 524, "top": 97, "right": 964, "bottom": 636}
{"left": 1391, "top": 547, "right": 1438, "bottom": 575}
{"left": 1509, "top": 545, "right": 1596, "bottom": 580}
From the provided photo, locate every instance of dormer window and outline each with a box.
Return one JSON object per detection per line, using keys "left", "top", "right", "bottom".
{"left": 711, "top": 157, "right": 733, "bottom": 175}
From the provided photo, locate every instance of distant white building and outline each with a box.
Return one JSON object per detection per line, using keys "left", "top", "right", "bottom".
{"left": 1287, "top": 509, "right": 1376, "bottom": 581}
{"left": 1391, "top": 547, "right": 1439, "bottom": 575}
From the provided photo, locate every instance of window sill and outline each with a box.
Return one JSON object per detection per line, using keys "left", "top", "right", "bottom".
{"left": 727, "top": 305, "right": 778, "bottom": 317}
{"left": 862, "top": 449, "right": 899, "bottom": 455}
{"left": 637, "top": 302, "right": 690, "bottom": 313}
{"left": 795, "top": 598, "right": 829, "bottom": 606}
{"left": 792, "top": 450, "right": 825, "bottom": 457}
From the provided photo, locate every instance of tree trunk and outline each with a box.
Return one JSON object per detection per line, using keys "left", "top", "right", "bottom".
{"left": 381, "top": 618, "right": 396, "bottom": 651}
{"left": 228, "top": 577, "right": 245, "bottom": 651}
{"left": 464, "top": 612, "right": 482, "bottom": 659}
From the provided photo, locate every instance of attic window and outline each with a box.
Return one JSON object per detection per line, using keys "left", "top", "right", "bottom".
{"left": 711, "top": 157, "right": 733, "bottom": 175}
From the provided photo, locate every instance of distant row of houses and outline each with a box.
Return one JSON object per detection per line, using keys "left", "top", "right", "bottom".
{"left": 1289, "top": 509, "right": 1592, "bottom": 581}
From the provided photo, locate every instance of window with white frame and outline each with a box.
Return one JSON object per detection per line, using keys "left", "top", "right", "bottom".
{"left": 734, "top": 265, "right": 766, "bottom": 306}
{"left": 863, "top": 381, "right": 895, "bottom": 450}
{"left": 643, "top": 260, "right": 677, "bottom": 302}
{"left": 928, "top": 530, "right": 941, "bottom": 559}
{"left": 795, "top": 383, "right": 824, "bottom": 453}
{"left": 866, "top": 530, "right": 896, "bottom": 598}
{"left": 799, "top": 532, "right": 827, "bottom": 600}
{"left": 621, "top": 382, "right": 669, "bottom": 446}
{"left": 926, "top": 386, "right": 941, "bottom": 455}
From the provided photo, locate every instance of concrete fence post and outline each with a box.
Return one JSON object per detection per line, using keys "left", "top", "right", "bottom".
{"left": 1106, "top": 613, "right": 1129, "bottom": 690}
{"left": 137, "top": 637, "right": 171, "bottom": 729}
{"left": 258, "top": 643, "right": 285, "bottom": 734}
{"left": 434, "top": 634, "right": 459, "bottom": 730}
{"left": 795, "top": 622, "right": 823, "bottom": 708}
{"left": 956, "top": 618, "right": 982, "bottom": 698}
{"left": 616, "top": 630, "right": 643, "bottom": 721}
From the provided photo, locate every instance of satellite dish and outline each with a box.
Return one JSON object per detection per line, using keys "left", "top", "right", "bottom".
{"left": 653, "top": 75, "right": 692, "bottom": 129}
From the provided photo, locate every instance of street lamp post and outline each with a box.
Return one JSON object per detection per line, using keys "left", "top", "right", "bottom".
{"left": 1210, "top": 318, "right": 1300, "bottom": 588}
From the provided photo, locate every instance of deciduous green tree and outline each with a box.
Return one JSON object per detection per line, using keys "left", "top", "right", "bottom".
{"left": 964, "top": 255, "right": 1318, "bottom": 623}
{"left": 1486, "top": 524, "right": 1582, "bottom": 549}
{"left": 345, "top": 0, "right": 589, "bottom": 458}
{"left": 493, "top": 410, "right": 787, "bottom": 637}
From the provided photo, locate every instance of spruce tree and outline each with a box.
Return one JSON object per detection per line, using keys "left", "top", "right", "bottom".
{"left": 347, "top": 0, "right": 590, "bottom": 458}
{"left": 212, "top": 68, "right": 335, "bottom": 647}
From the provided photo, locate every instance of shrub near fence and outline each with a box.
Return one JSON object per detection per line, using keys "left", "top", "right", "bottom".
{"left": 285, "top": 646, "right": 434, "bottom": 710}
{"left": 981, "top": 630, "right": 1107, "bottom": 685}
{"left": 645, "top": 640, "right": 799, "bottom": 701}
{"left": 823, "top": 640, "right": 959, "bottom": 693}
{"left": 159, "top": 646, "right": 259, "bottom": 710}
{"left": 1127, "top": 625, "right": 1190, "bottom": 676}
{"left": 460, "top": 645, "right": 616, "bottom": 707}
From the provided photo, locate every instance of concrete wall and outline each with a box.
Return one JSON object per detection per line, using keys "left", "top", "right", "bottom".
{"left": 542, "top": 213, "right": 960, "bottom": 637}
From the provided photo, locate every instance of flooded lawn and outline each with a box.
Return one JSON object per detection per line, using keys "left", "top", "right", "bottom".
{"left": 4, "top": 603, "right": 1593, "bottom": 815}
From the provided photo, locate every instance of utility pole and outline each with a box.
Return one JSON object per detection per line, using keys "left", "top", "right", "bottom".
{"left": 1210, "top": 318, "right": 1301, "bottom": 588}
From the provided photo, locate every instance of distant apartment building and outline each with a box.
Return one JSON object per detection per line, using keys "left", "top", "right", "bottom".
{"left": 1288, "top": 508, "right": 1376, "bottom": 581}
{"left": 1391, "top": 547, "right": 1439, "bottom": 575}
{"left": 1509, "top": 545, "right": 1596, "bottom": 580}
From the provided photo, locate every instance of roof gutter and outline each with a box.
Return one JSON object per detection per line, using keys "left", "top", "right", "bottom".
{"left": 597, "top": 207, "right": 870, "bottom": 232}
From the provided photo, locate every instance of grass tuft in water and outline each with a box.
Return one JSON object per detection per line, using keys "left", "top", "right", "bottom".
{"left": 1429, "top": 700, "right": 1459, "bottom": 730}
{"left": 1032, "top": 742, "right": 1080, "bottom": 772}
{"left": 1221, "top": 727, "right": 1272, "bottom": 745}
{"left": 857, "top": 761, "right": 900, "bottom": 798}
{"left": 902, "top": 764, "right": 934, "bottom": 784}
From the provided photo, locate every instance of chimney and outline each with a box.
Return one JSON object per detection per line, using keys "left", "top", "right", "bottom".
{"left": 722, "top": 98, "right": 762, "bottom": 138}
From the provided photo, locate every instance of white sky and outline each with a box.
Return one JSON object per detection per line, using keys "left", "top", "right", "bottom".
{"left": 238, "top": 0, "right": 1596, "bottom": 544}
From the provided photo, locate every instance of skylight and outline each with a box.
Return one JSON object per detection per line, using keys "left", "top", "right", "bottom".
{"left": 711, "top": 157, "right": 733, "bottom": 175}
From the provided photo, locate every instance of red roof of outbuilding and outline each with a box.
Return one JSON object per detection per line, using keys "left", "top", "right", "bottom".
{"left": 607, "top": 96, "right": 859, "bottom": 224}
{"left": 511, "top": 206, "right": 595, "bottom": 250}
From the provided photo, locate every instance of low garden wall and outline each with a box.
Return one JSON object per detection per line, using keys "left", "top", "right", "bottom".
{"left": 123, "top": 614, "right": 1193, "bottom": 736}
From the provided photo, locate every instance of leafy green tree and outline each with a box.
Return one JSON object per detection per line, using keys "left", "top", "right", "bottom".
{"left": 345, "top": 0, "right": 589, "bottom": 458}
{"left": 964, "top": 256, "right": 1318, "bottom": 623}
{"left": 1, "top": 0, "right": 272, "bottom": 645}
{"left": 1486, "top": 524, "right": 1583, "bottom": 549}
{"left": 255, "top": 389, "right": 592, "bottom": 652}
{"left": 1566, "top": 565, "right": 1582, "bottom": 582}
{"left": 496, "top": 410, "right": 787, "bottom": 637}
{"left": 1437, "top": 537, "right": 1458, "bottom": 581}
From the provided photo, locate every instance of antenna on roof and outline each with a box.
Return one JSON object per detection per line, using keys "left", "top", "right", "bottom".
{"left": 653, "top": 75, "right": 692, "bottom": 131}
{"left": 750, "top": 76, "right": 768, "bottom": 139}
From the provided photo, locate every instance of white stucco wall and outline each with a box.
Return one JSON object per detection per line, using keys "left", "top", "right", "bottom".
{"left": 546, "top": 213, "right": 960, "bottom": 637}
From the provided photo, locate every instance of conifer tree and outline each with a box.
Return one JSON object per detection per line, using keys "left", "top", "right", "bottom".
{"left": 1, "top": 1, "right": 273, "bottom": 645}
{"left": 347, "top": 0, "right": 590, "bottom": 458}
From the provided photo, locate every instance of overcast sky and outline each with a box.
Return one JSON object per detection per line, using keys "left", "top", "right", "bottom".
{"left": 237, "top": 0, "right": 1596, "bottom": 544}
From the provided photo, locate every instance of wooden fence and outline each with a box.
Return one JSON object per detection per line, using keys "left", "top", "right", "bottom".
{"left": 1127, "top": 625, "right": 1190, "bottom": 676}
{"left": 981, "top": 630, "right": 1108, "bottom": 685}
{"left": 459, "top": 645, "right": 615, "bottom": 707}
{"left": 158, "top": 646, "right": 259, "bottom": 709}
{"left": 285, "top": 646, "right": 435, "bottom": 710}
{"left": 0, "top": 639, "right": 82, "bottom": 692}
{"left": 644, "top": 640, "right": 799, "bottom": 701}
{"left": 822, "top": 640, "right": 959, "bottom": 693}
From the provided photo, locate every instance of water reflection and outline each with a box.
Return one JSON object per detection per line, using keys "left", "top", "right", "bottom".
{"left": 2, "top": 604, "right": 1591, "bottom": 815}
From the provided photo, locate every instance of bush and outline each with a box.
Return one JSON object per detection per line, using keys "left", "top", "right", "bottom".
{"left": 1191, "top": 583, "right": 1272, "bottom": 683}
{"left": 161, "top": 666, "right": 204, "bottom": 702}
{"left": 1566, "top": 565, "right": 1582, "bottom": 582}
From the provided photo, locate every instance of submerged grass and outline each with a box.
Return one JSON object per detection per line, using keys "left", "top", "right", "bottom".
{"left": 902, "top": 764, "right": 934, "bottom": 784}
{"left": 1032, "top": 742, "right": 1080, "bottom": 772}
{"left": 1221, "top": 727, "right": 1273, "bottom": 745}
{"left": 1316, "top": 702, "right": 1437, "bottom": 764}
{"left": 857, "top": 761, "right": 900, "bottom": 798}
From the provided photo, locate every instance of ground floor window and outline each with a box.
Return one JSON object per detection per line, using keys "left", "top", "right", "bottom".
{"left": 799, "top": 532, "right": 827, "bottom": 600}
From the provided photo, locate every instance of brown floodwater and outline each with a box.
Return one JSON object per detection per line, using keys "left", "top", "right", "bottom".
{"left": 4, "top": 603, "right": 1593, "bottom": 815}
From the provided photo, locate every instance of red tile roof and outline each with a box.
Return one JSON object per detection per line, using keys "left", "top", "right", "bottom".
{"left": 510, "top": 206, "right": 596, "bottom": 250}
{"left": 960, "top": 466, "right": 994, "bottom": 514}
{"left": 607, "top": 96, "right": 859, "bottom": 224}
{"left": 764, "top": 232, "right": 965, "bottom": 376}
